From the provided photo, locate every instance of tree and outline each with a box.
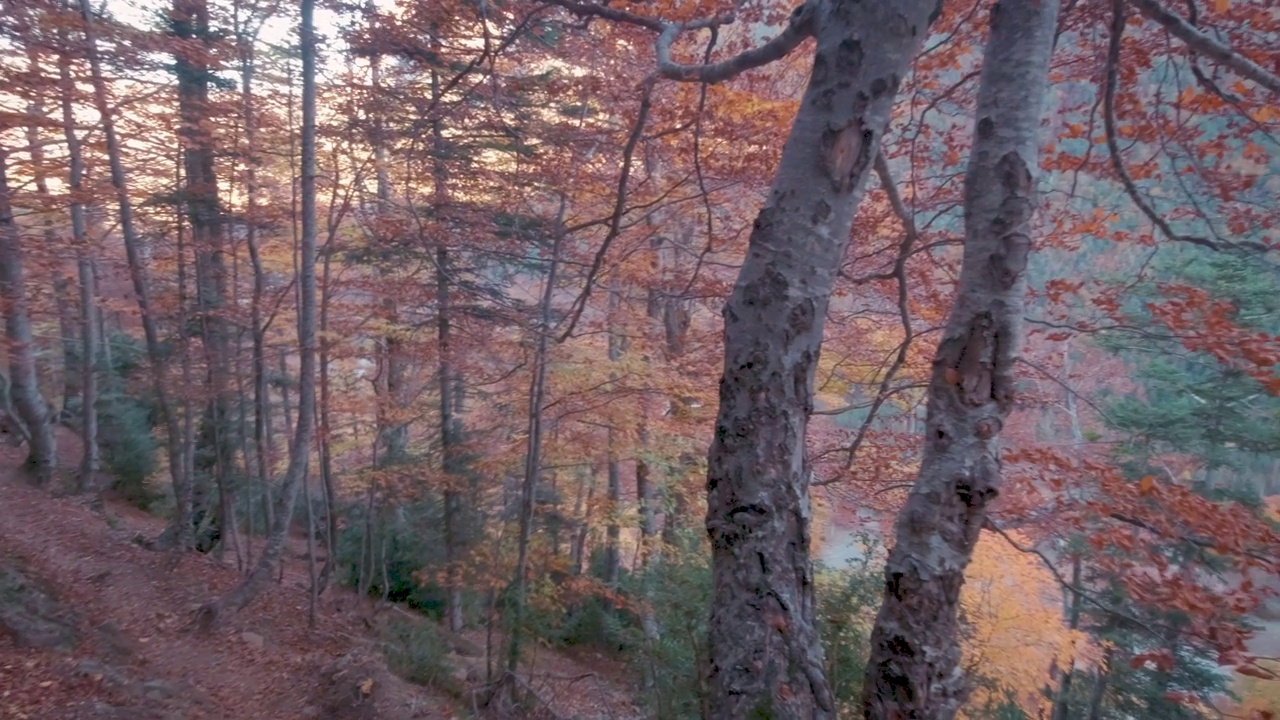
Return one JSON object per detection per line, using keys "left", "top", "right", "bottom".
{"left": 862, "top": 0, "right": 1059, "bottom": 717}
{"left": 198, "top": 0, "right": 317, "bottom": 624}
{"left": 0, "top": 142, "right": 58, "bottom": 484}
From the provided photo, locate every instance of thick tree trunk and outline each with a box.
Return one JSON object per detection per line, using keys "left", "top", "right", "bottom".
{"left": 438, "top": 241, "right": 465, "bottom": 632}
{"left": 0, "top": 148, "right": 58, "bottom": 484}
{"left": 77, "top": 0, "right": 190, "bottom": 546}
{"left": 199, "top": 0, "right": 317, "bottom": 625}
{"left": 861, "top": 1, "right": 1058, "bottom": 718}
{"left": 703, "top": 2, "right": 937, "bottom": 717}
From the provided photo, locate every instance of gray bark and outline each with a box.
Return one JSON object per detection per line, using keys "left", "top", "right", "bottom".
{"left": 0, "top": 146, "right": 58, "bottom": 484}
{"left": 701, "top": 1, "right": 938, "bottom": 717}
{"left": 53, "top": 48, "right": 100, "bottom": 491}
{"left": 428, "top": 56, "right": 465, "bottom": 633}
{"left": 199, "top": 0, "right": 317, "bottom": 625}
{"left": 861, "top": 1, "right": 1059, "bottom": 718}
{"left": 234, "top": 6, "right": 275, "bottom": 545}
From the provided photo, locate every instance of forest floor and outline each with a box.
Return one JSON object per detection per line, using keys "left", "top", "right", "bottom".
{"left": 0, "top": 429, "right": 640, "bottom": 720}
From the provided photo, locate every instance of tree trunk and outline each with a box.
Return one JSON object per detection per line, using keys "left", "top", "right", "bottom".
{"left": 506, "top": 200, "right": 564, "bottom": 676}
{"left": 77, "top": 0, "right": 190, "bottom": 546}
{"left": 54, "top": 76, "right": 101, "bottom": 490}
{"left": 17, "top": 37, "right": 80, "bottom": 425}
{"left": 702, "top": 2, "right": 938, "bottom": 717}
{"left": 0, "top": 147, "right": 58, "bottom": 484}
{"left": 172, "top": 0, "right": 235, "bottom": 551}
{"left": 427, "top": 57, "right": 466, "bottom": 634}
{"left": 199, "top": 0, "right": 317, "bottom": 625}
{"left": 861, "top": 1, "right": 1058, "bottom": 717}
{"left": 604, "top": 278, "right": 623, "bottom": 587}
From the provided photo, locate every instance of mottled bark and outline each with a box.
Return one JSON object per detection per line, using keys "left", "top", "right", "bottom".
{"left": 703, "top": 2, "right": 938, "bottom": 717}
{"left": 861, "top": 1, "right": 1058, "bottom": 718}
{"left": 0, "top": 147, "right": 58, "bottom": 484}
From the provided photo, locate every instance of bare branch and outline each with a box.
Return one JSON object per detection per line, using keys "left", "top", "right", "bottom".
{"left": 655, "top": 3, "right": 817, "bottom": 84}
{"left": 1129, "top": 0, "right": 1280, "bottom": 95}
{"left": 542, "top": 0, "right": 816, "bottom": 85}
{"left": 555, "top": 78, "right": 656, "bottom": 343}
{"left": 1103, "top": 0, "right": 1269, "bottom": 254}
{"left": 842, "top": 152, "right": 919, "bottom": 472}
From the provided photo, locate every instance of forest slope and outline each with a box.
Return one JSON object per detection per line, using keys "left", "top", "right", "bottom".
{"left": 0, "top": 428, "right": 458, "bottom": 720}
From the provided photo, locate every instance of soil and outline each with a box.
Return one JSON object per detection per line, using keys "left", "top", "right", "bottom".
{"left": 0, "top": 429, "right": 640, "bottom": 720}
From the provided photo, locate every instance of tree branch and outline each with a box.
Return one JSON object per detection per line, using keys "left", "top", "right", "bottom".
{"left": 542, "top": 0, "right": 816, "bottom": 85}
{"left": 1103, "top": 0, "right": 1268, "bottom": 254}
{"left": 555, "top": 77, "right": 655, "bottom": 343}
{"left": 1129, "top": 0, "right": 1280, "bottom": 95}
{"left": 654, "top": 3, "right": 816, "bottom": 84}
{"left": 842, "top": 152, "right": 918, "bottom": 472}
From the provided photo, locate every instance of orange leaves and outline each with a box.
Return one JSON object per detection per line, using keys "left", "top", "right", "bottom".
{"left": 958, "top": 529, "right": 1091, "bottom": 718}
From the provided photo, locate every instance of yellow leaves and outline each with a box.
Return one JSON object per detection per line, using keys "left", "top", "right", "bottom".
{"left": 1251, "top": 107, "right": 1280, "bottom": 124}
{"left": 959, "top": 530, "right": 1092, "bottom": 718}
{"left": 358, "top": 677, "right": 374, "bottom": 696}
{"left": 1214, "top": 0, "right": 1230, "bottom": 13}
{"left": 1139, "top": 475, "right": 1156, "bottom": 494}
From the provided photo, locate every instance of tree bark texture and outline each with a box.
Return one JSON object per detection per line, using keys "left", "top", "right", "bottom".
{"left": 703, "top": 2, "right": 938, "bottom": 717}
{"left": 861, "top": 1, "right": 1058, "bottom": 718}
{"left": 0, "top": 147, "right": 58, "bottom": 484}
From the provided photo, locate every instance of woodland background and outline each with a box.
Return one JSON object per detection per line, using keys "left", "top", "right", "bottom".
{"left": 1, "top": 0, "right": 1279, "bottom": 717}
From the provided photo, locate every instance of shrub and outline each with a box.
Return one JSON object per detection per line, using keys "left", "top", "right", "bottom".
{"left": 380, "top": 615, "right": 453, "bottom": 687}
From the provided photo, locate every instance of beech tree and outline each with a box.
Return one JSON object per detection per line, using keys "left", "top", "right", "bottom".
{"left": 0, "top": 142, "right": 58, "bottom": 483}
{"left": 861, "top": 0, "right": 1059, "bottom": 715}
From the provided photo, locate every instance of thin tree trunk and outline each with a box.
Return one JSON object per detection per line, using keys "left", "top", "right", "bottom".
{"left": 861, "top": 2, "right": 1058, "bottom": 717}
{"left": 506, "top": 200, "right": 564, "bottom": 676}
{"left": 77, "top": 0, "right": 190, "bottom": 547}
{"left": 173, "top": 0, "right": 235, "bottom": 553}
{"left": 0, "top": 147, "right": 57, "bottom": 484}
{"left": 53, "top": 29, "right": 100, "bottom": 491}
{"left": 199, "top": 0, "right": 317, "bottom": 625}
{"left": 304, "top": 462, "right": 318, "bottom": 628}
{"left": 17, "top": 37, "right": 80, "bottom": 424}
{"left": 701, "top": 3, "right": 937, "bottom": 716}
{"left": 428, "top": 57, "right": 466, "bottom": 634}
{"left": 603, "top": 278, "right": 622, "bottom": 588}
